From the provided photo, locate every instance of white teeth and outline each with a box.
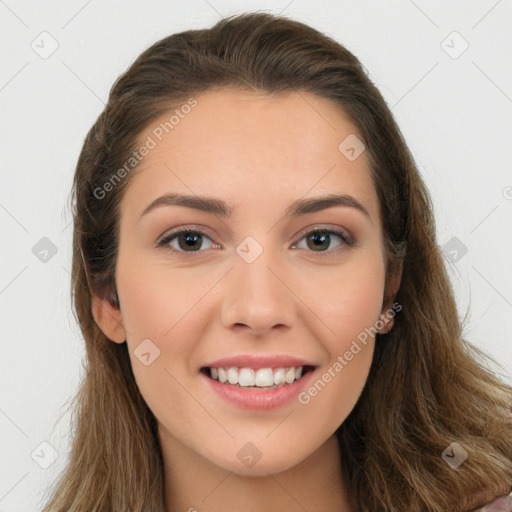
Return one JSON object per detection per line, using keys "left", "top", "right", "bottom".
{"left": 273, "top": 368, "right": 285, "bottom": 385}
{"left": 227, "top": 367, "right": 239, "bottom": 385}
{"left": 284, "top": 367, "right": 295, "bottom": 384}
{"left": 255, "top": 368, "right": 274, "bottom": 387}
{"left": 238, "top": 368, "right": 255, "bottom": 386}
{"left": 208, "top": 365, "right": 305, "bottom": 387}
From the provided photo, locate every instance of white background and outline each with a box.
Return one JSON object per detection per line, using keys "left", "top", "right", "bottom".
{"left": 1, "top": 1, "right": 511, "bottom": 510}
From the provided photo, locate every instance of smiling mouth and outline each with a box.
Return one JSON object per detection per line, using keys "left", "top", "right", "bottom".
{"left": 200, "top": 365, "right": 316, "bottom": 389}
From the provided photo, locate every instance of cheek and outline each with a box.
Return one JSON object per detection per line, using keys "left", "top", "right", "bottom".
{"left": 298, "top": 270, "right": 382, "bottom": 422}
{"left": 119, "top": 273, "right": 170, "bottom": 339}
{"left": 301, "top": 254, "right": 384, "bottom": 404}
{"left": 116, "top": 268, "right": 197, "bottom": 425}
{"left": 299, "top": 251, "right": 386, "bottom": 344}
{"left": 116, "top": 255, "right": 197, "bottom": 340}
{"left": 115, "top": 257, "right": 208, "bottom": 389}
{"left": 303, "top": 344, "right": 374, "bottom": 430}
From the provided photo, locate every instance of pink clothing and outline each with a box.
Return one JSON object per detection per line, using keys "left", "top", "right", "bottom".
{"left": 473, "top": 490, "right": 512, "bottom": 511}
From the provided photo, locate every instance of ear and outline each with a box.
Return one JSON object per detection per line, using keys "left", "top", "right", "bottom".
{"left": 378, "top": 258, "right": 403, "bottom": 334}
{"left": 92, "top": 291, "right": 126, "bottom": 344}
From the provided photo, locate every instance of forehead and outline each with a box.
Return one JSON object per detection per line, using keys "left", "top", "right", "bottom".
{"left": 121, "top": 87, "right": 379, "bottom": 223}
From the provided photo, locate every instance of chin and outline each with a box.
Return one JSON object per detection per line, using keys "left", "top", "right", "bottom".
{"left": 207, "top": 444, "right": 311, "bottom": 477}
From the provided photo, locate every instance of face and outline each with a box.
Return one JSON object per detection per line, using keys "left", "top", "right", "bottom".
{"left": 95, "top": 87, "right": 397, "bottom": 476}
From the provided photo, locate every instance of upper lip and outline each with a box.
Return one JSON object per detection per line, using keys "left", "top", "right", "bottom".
{"left": 202, "top": 354, "right": 318, "bottom": 369}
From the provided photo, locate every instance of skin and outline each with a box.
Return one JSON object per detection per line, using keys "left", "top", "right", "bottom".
{"left": 93, "top": 87, "right": 402, "bottom": 512}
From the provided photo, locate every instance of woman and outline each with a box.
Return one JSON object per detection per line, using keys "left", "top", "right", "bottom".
{"left": 42, "top": 12, "right": 512, "bottom": 512}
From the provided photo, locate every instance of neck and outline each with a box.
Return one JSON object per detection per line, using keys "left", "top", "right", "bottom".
{"left": 160, "top": 432, "right": 353, "bottom": 512}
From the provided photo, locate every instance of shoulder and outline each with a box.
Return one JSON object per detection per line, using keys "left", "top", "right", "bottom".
{"left": 468, "top": 489, "right": 512, "bottom": 512}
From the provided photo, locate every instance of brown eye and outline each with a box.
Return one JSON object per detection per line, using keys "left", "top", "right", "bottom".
{"left": 176, "top": 232, "right": 205, "bottom": 251}
{"left": 306, "top": 232, "right": 332, "bottom": 251}
{"left": 158, "top": 228, "right": 216, "bottom": 253}
{"left": 292, "top": 228, "right": 353, "bottom": 253}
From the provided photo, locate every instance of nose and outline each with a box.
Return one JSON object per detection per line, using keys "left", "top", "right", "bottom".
{"left": 220, "top": 248, "right": 297, "bottom": 337}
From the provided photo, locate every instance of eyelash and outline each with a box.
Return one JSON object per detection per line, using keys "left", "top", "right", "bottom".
{"left": 156, "top": 225, "right": 355, "bottom": 257}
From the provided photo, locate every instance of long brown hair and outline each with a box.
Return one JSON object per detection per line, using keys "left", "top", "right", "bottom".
{"left": 42, "top": 12, "right": 512, "bottom": 512}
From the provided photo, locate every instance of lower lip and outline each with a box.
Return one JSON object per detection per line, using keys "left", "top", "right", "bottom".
{"left": 200, "top": 369, "right": 316, "bottom": 411}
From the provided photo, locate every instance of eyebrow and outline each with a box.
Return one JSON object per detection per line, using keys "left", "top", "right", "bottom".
{"left": 139, "top": 192, "right": 371, "bottom": 221}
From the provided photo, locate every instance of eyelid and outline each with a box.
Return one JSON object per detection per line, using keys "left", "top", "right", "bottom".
{"left": 291, "top": 224, "right": 354, "bottom": 246}
{"left": 155, "top": 224, "right": 216, "bottom": 247}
